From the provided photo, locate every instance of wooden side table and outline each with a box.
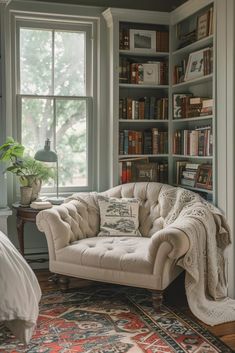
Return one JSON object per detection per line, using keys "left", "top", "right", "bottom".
{"left": 12, "top": 203, "right": 48, "bottom": 263}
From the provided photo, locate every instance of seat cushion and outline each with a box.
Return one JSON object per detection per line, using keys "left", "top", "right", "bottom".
{"left": 56, "top": 237, "right": 152, "bottom": 274}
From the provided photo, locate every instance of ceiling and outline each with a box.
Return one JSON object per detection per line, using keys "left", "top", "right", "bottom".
{"left": 36, "top": 0, "right": 188, "bottom": 12}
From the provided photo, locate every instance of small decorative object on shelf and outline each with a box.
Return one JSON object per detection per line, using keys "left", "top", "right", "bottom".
{"left": 195, "top": 164, "right": 212, "bottom": 190}
{"left": 197, "top": 6, "right": 214, "bottom": 40}
{"left": 130, "top": 29, "right": 156, "bottom": 52}
{"left": 119, "top": 58, "right": 168, "bottom": 85}
{"left": 184, "top": 47, "right": 213, "bottom": 82}
{"left": 119, "top": 157, "right": 168, "bottom": 184}
{"left": 135, "top": 162, "right": 168, "bottom": 182}
{"left": 119, "top": 24, "right": 169, "bottom": 52}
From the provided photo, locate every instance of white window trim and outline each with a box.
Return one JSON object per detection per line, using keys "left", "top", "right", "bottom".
{"left": 8, "top": 5, "right": 100, "bottom": 196}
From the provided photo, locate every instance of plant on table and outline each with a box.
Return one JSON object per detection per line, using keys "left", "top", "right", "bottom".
{"left": 0, "top": 137, "right": 54, "bottom": 201}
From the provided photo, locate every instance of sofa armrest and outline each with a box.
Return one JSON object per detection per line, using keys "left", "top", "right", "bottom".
{"left": 147, "top": 226, "right": 190, "bottom": 276}
{"left": 36, "top": 200, "right": 99, "bottom": 257}
{"left": 36, "top": 207, "right": 70, "bottom": 258}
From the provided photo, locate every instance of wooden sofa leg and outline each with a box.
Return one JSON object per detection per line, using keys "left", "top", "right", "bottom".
{"left": 151, "top": 290, "right": 164, "bottom": 309}
{"left": 58, "top": 275, "right": 70, "bottom": 291}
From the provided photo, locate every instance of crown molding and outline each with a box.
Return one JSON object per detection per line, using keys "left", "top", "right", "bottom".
{"left": 103, "top": 7, "right": 170, "bottom": 27}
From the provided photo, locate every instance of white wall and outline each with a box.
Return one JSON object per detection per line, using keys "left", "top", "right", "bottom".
{"left": 215, "top": 0, "right": 235, "bottom": 298}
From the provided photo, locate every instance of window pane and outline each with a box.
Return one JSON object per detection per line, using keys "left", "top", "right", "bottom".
{"left": 56, "top": 99, "right": 87, "bottom": 187}
{"left": 21, "top": 98, "right": 54, "bottom": 155}
{"left": 20, "top": 29, "right": 52, "bottom": 95}
{"left": 54, "top": 31, "right": 85, "bottom": 96}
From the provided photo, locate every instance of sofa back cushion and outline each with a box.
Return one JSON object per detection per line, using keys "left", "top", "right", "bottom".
{"left": 65, "top": 183, "right": 174, "bottom": 241}
{"left": 102, "top": 182, "right": 168, "bottom": 237}
{"left": 97, "top": 195, "right": 141, "bottom": 237}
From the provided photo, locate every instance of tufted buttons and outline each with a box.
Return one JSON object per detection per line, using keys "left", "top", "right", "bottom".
{"left": 107, "top": 247, "right": 113, "bottom": 250}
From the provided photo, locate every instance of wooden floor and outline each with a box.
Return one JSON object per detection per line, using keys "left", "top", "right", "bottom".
{"left": 35, "top": 269, "right": 235, "bottom": 351}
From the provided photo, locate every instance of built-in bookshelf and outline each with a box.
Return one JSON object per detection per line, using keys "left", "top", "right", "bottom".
{"left": 103, "top": 9, "right": 170, "bottom": 187}
{"left": 171, "top": 0, "right": 215, "bottom": 202}
{"left": 103, "top": 0, "right": 216, "bottom": 203}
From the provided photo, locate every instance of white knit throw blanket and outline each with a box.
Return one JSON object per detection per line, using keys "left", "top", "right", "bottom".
{"left": 159, "top": 185, "right": 235, "bottom": 326}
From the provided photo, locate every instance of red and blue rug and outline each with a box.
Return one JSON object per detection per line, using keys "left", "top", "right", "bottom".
{"left": 0, "top": 284, "right": 233, "bottom": 352}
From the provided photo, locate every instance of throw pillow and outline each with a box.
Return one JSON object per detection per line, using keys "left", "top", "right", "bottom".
{"left": 97, "top": 195, "right": 141, "bottom": 237}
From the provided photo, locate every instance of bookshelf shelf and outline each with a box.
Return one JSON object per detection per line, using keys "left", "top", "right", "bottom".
{"left": 119, "top": 119, "right": 169, "bottom": 123}
{"left": 174, "top": 184, "right": 213, "bottom": 194}
{"left": 119, "top": 50, "right": 169, "bottom": 57}
{"left": 119, "top": 154, "right": 169, "bottom": 158}
{"left": 173, "top": 115, "right": 213, "bottom": 122}
{"left": 172, "top": 155, "right": 213, "bottom": 159}
{"left": 119, "top": 84, "right": 169, "bottom": 89}
{"left": 172, "top": 35, "right": 213, "bottom": 56}
{"left": 172, "top": 74, "right": 213, "bottom": 90}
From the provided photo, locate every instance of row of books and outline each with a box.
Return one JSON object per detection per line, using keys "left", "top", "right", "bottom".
{"left": 176, "top": 161, "right": 212, "bottom": 190}
{"left": 173, "top": 94, "right": 213, "bottom": 119}
{"left": 173, "top": 127, "right": 213, "bottom": 156}
{"left": 119, "top": 159, "right": 168, "bottom": 184}
{"left": 119, "top": 97, "right": 168, "bottom": 120}
{"left": 119, "top": 27, "right": 169, "bottom": 52}
{"left": 119, "top": 129, "right": 168, "bottom": 155}
{"left": 119, "top": 58, "right": 168, "bottom": 85}
{"left": 176, "top": 7, "right": 213, "bottom": 48}
{"left": 173, "top": 47, "right": 213, "bottom": 84}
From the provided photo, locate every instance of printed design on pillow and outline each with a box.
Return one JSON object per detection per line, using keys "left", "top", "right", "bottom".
{"left": 97, "top": 195, "right": 141, "bottom": 237}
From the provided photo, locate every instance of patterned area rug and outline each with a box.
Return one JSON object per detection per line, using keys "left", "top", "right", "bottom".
{"left": 0, "top": 284, "right": 233, "bottom": 353}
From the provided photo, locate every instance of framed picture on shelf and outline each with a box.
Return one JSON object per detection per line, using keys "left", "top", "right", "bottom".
{"left": 130, "top": 29, "right": 156, "bottom": 52}
{"left": 197, "top": 11, "right": 209, "bottom": 40}
{"left": 184, "top": 48, "right": 206, "bottom": 81}
{"left": 135, "top": 163, "right": 158, "bottom": 182}
{"left": 173, "top": 93, "right": 192, "bottom": 118}
{"left": 195, "top": 164, "right": 212, "bottom": 190}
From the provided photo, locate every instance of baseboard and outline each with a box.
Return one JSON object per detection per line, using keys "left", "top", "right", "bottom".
{"left": 24, "top": 247, "right": 49, "bottom": 270}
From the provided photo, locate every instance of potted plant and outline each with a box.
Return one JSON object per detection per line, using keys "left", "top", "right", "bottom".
{"left": 0, "top": 137, "right": 54, "bottom": 204}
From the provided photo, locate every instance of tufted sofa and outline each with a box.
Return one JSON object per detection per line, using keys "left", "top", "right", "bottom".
{"left": 36, "top": 182, "right": 190, "bottom": 305}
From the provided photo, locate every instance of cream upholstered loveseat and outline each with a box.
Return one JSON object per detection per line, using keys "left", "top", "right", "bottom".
{"left": 36, "top": 182, "right": 190, "bottom": 305}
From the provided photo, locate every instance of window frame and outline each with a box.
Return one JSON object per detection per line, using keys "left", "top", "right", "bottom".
{"left": 15, "top": 18, "right": 96, "bottom": 194}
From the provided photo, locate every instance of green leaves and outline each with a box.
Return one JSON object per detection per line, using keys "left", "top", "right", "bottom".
{"left": 0, "top": 137, "right": 54, "bottom": 185}
{"left": 0, "top": 137, "right": 25, "bottom": 161}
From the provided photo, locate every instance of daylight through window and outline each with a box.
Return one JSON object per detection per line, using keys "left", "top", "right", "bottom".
{"left": 18, "top": 23, "right": 93, "bottom": 190}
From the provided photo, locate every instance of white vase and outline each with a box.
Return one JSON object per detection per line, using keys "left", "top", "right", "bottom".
{"left": 20, "top": 186, "right": 32, "bottom": 206}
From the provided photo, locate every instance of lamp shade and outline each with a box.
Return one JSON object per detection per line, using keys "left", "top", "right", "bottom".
{"left": 34, "top": 139, "right": 57, "bottom": 162}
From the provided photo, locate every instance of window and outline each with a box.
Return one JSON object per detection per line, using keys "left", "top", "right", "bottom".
{"left": 17, "top": 21, "right": 94, "bottom": 191}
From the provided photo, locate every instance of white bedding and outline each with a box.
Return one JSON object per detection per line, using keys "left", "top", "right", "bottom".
{"left": 0, "top": 231, "right": 41, "bottom": 344}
